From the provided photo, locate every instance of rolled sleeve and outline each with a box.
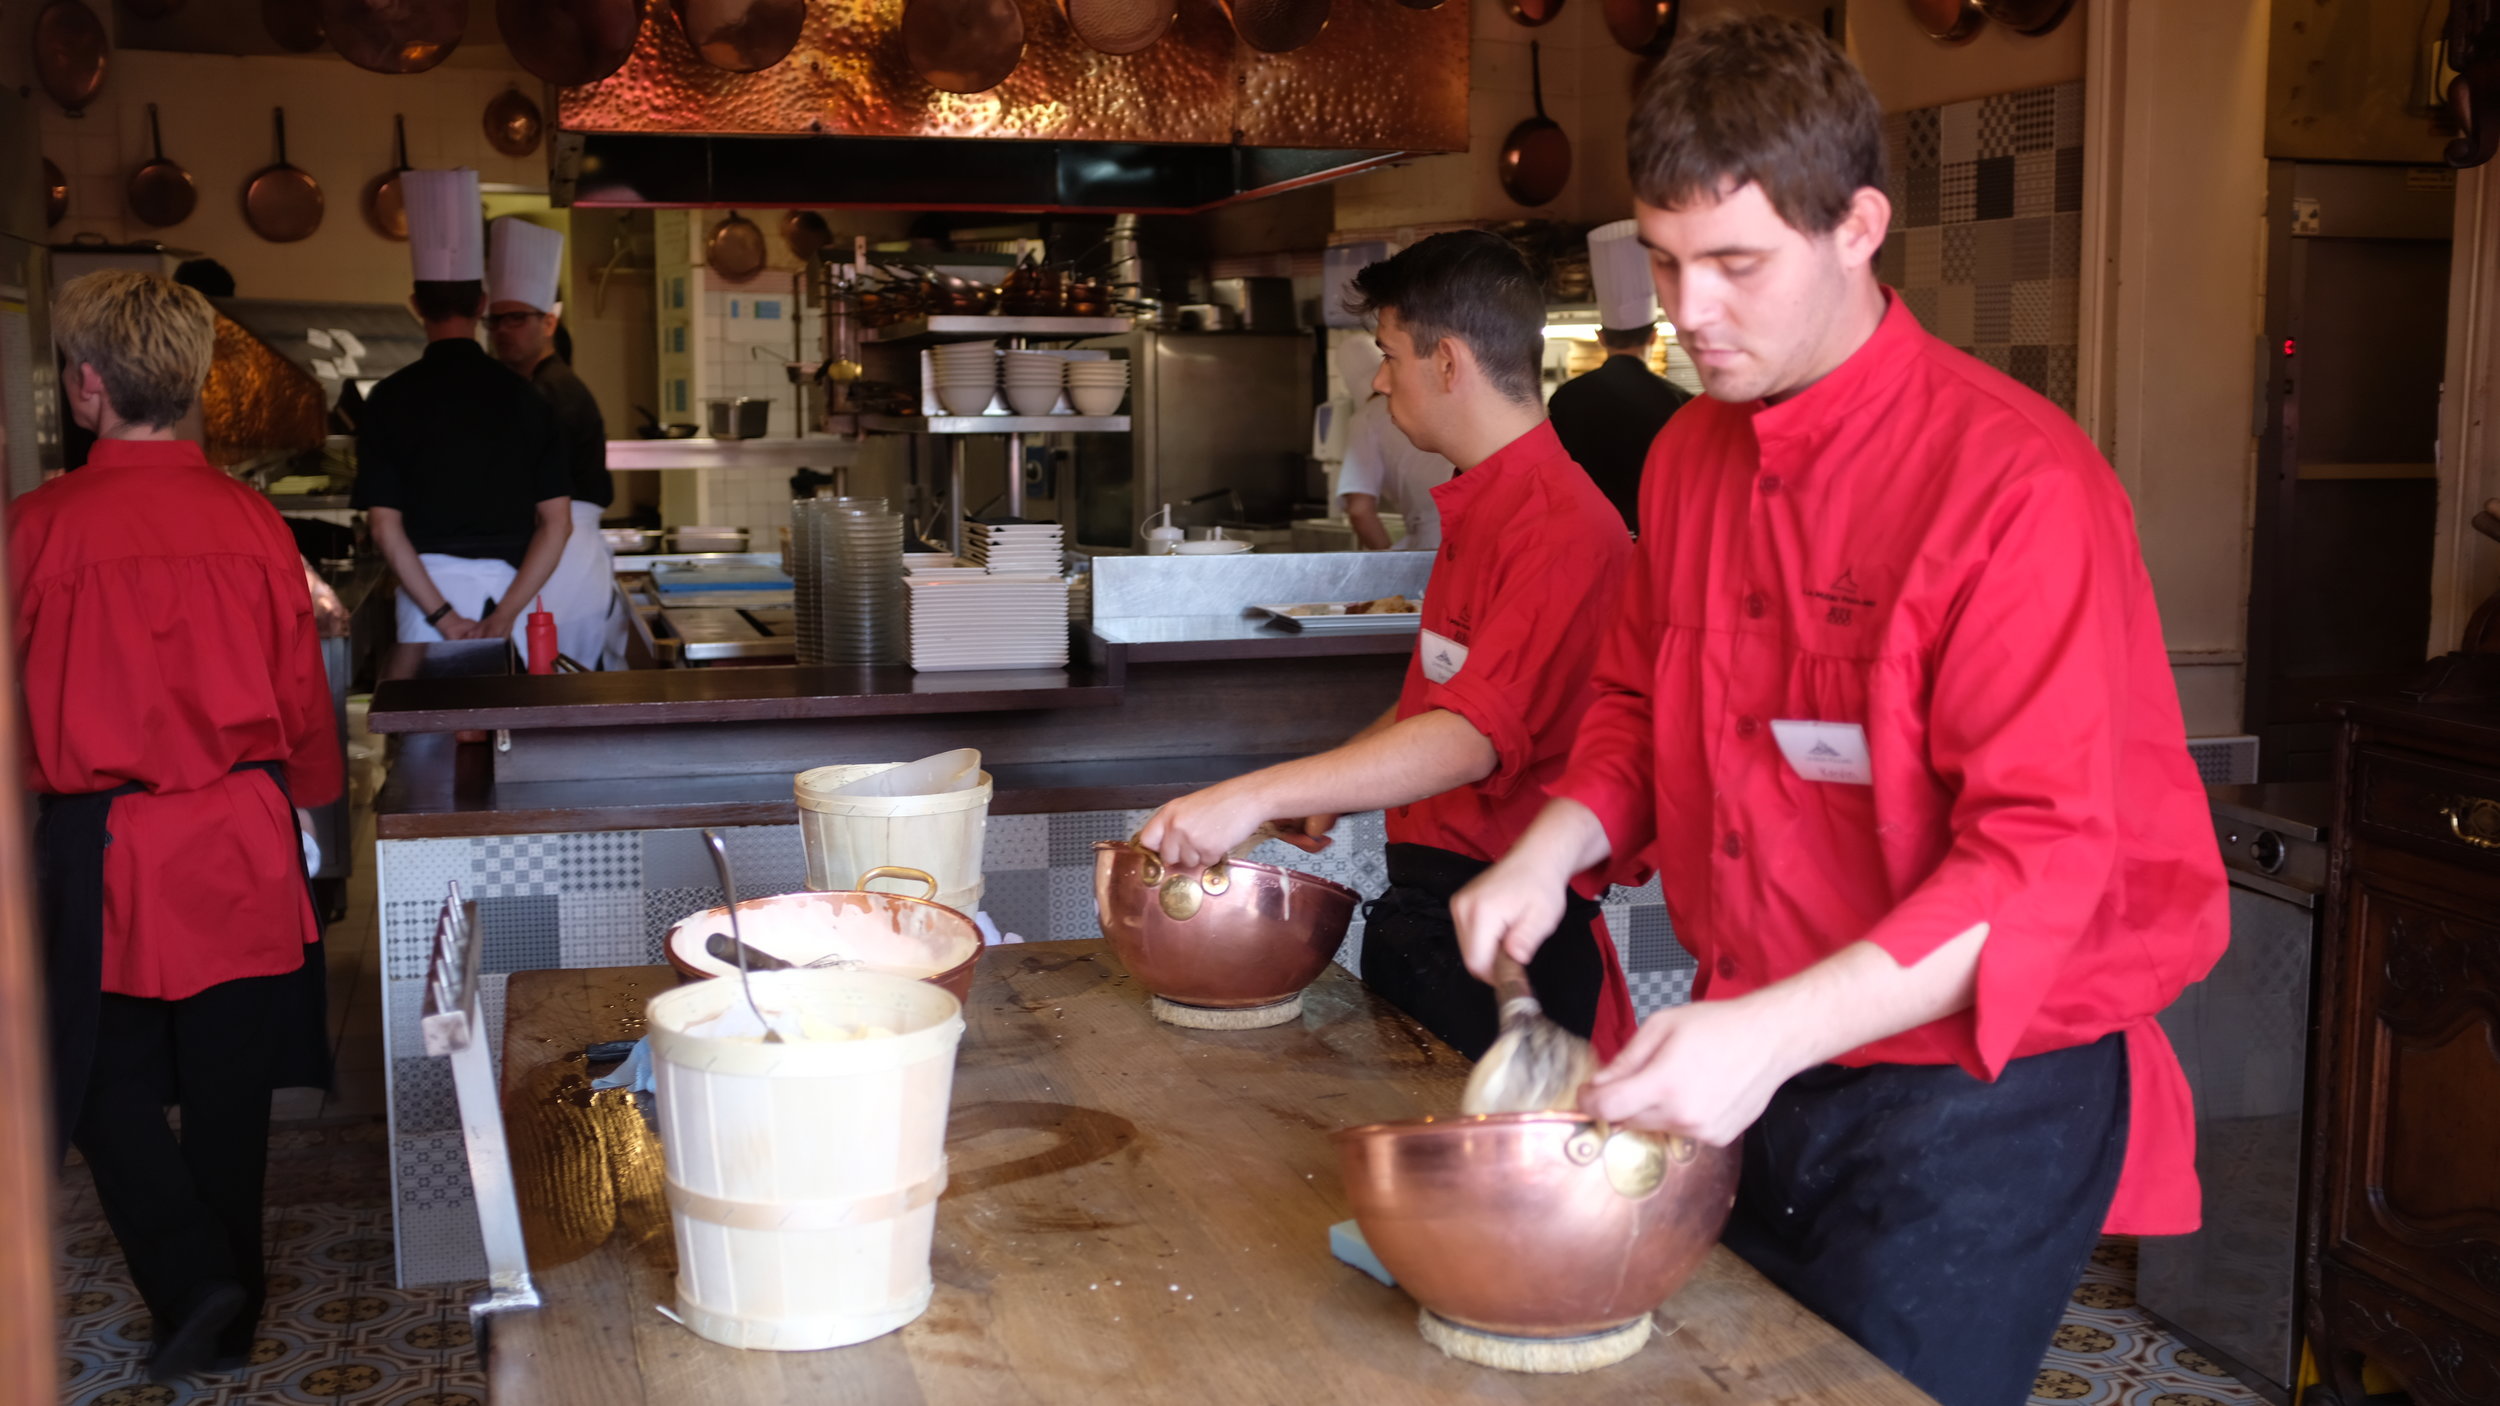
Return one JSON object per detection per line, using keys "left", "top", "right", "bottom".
{"left": 1420, "top": 534, "right": 1622, "bottom": 799}
{"left": 1858, "top": 469, "right": 2129, "bottom": 1079}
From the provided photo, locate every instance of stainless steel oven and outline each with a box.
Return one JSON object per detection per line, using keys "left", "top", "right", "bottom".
{"left": 2138, "top": 782, "right": 2329, "bottom": 1403}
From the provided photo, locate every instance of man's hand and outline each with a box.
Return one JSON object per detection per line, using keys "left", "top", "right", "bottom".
{"left": 1450, "top": 854, "right": 1570, "bottom": 979}
{"left": 1279, "top": 813, "right": 1339, "bottom": 854}
{"left": 1135, "top": 779, "right": 1278, "bottom": 870}
{"left": 1580, "top": 996, "right": 1807, "bottom": 1146}
{"left": 437, "top": 613, "right": 484, "bottom": 641}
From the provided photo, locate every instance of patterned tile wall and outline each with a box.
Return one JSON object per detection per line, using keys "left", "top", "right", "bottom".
{"left": 376, "top": 812, "right": 1692, "bottom": 1285}
{"left": 1877, "top": 81, "right": 2086, "bottom": 414}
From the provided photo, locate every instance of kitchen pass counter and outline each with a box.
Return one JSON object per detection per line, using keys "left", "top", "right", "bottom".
{"left": 488, "top": 946, "right": 1937, "bottom": 1406}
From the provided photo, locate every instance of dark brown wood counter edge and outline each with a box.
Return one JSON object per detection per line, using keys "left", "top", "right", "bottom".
{"left": 366, "top": 663, "right": 1123, "bottom": 734}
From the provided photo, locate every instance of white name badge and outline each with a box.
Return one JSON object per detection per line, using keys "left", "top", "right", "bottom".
{"left": 1419, "top": 628, "right": 1470, "bottom": 685}
{"left": 1770, "top": 719, "right": 1874, "bottom": 785}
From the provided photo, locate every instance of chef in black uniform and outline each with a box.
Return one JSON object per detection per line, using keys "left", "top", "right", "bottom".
{"left": 487, "top": 215, "right": 624, "bottom": 668}
{"left": 354, "top": 169, "right": 572, "bottom": 680}
{"left": 1544, "top": 218, "right": 1690, "bottom": 535}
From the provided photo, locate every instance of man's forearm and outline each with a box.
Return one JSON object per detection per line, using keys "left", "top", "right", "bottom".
{"left": 368, "top": 510, "right": 446, "bottom": 615}
{"left": 1343, "top": 493, "right": 1391, "bottom": 551}
{"left": 1743, "top": 923, "right": 1988, "bottom": 1072}
{"left": 1243, "top": 708, "right": 1493, "bottom": 820}
{"left": 489, "top": 502, "right": 573, "bottom": 630}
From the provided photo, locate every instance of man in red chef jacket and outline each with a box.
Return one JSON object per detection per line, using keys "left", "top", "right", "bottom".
{"left": 1454, "top": 19, "right": 2228, "bottom": 1406}
{"left": 1140, "top": 231, "right": 1639, "bottom": 1062}
{"left": 12, "top": 271, "right": 342, "bottom": 1383}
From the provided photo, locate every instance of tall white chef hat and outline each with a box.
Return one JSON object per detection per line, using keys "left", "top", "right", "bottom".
{"left": 488, "top": 216, "right": 566, "bottom": 313}
{"left": 403, "top": 169, "right": 484, "bottom": 283}
{"left": 1333, "top": 328, "right": 1384, "bottom": 403}
{"left": 1587, "top": 218, "right": 1657, "bottom": 333}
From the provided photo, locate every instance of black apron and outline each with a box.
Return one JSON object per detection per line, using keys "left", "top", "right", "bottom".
{"left": 36, "top": 760, "right": 331, "bottom": 1157}
{"left": 1357, "top": 842, "right": 1605, "bottom": 1061}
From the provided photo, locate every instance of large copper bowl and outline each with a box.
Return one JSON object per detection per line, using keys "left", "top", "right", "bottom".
{"left": 662, "top": 868, "right": 980, "bottom": 1004}
{"left": 1092, "top": 840, "right": 1358, "bottom": 1008}
{"left": 1333, "top": 1113, "right": 1739, "bottom": 1338}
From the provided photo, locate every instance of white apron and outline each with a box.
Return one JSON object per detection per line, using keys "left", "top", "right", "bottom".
{"left": 393, "top": 554, "right": 519, "bottom": 643}
{"left": 542, "top": 500, "right": 626, "bottom": 669}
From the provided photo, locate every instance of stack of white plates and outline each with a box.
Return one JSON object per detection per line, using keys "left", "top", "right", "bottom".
{"left": 930, "top": 341, "right": 999, "bottom": 417}
{"left": 1066, "top": 358, "right": 1130, "bottom": 417}
{"left": 791, "top": 496, "right": 905, "bottom": 664}
{"left": 965, "top": 520, "right": 1066, "bottom": 574}
{"left": 1000, "top": 350, "right": 1067, "bottom": 417}
{"left": 907, "top": 573, "right": 1071, "bottom": 672}
{"left": 904, "top": 554, "right": 988, "bottom": 581}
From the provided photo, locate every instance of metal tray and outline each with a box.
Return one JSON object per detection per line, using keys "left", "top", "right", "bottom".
{"left": 1254, "top": 603, "right": 1424, "bottom": 634}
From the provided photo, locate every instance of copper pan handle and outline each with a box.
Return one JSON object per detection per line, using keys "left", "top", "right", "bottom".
{"left": 857, "top": 865, "right": 940, "bottom": 900}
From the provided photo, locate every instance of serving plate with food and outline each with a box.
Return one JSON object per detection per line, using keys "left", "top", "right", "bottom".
{"left": 1253, "top": 594, "right": 1423, "bottom": 633}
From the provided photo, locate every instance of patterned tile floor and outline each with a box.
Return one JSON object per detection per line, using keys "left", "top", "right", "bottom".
{"left": 2029, "top": 1239, "right": 2269, "bottom": 1406}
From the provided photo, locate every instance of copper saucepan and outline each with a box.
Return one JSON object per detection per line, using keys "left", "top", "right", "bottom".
{"left": 1907, "top": 0, "right": 1984, "bottom": 43}
{"left": 362, "top": 114, "right": 411, "bottom": 242}
{"left": 262, "top": 0, "right": 326, "bottom": 51}
{"left": 33, "top": 0, "right": 109, "bottom": 117}
{"left": 320, "top": 0, "right": 466, "bottom": 73}
{"left": 484, "top": 86, "right": 545, "bottom": 158}
{"left": 1059, "top": 0, "right": 1176, "bottom": 55}
{"left": 1334, "top": 1112, "right": 1739, "bottom": 1338}
{"left": 1498, "top": 41, "right": 1571, "bottom": 208}
{"left": 1217, "top": 0, "right": 1329, "bottom": 53}
{"left": 128, "top": 104, "right": 198, "bottom": 228}
{"left": 243, "top": 108, "right": 324, "bottom": 244}
{"left": 672, "top": 0, "right": 806, "bottom": 72}
{"left": 1602, "top": 0, "right": 1674, "bottom": 54}
{"left": 904, "top": 0, "right": 1027, "bottom": 94}
{"left": 501, "top": 0, "right": 647, "bottom": 87}
{"left": 1092, "top": 840, "right": 1358, "bottom": 1010}
{"left": 43, "top": 159, "right": 69, "bottom": 228}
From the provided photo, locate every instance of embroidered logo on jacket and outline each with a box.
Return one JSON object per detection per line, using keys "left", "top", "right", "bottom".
{"left": 1804, "top": 567, "right": 1876, "bottom": 627}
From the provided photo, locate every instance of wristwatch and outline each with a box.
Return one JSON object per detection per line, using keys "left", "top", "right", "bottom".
{"left": 423, "top": 600, "right": 455, "bottom": 626}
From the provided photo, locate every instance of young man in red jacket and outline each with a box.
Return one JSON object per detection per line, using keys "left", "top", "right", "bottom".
{"left": 13, "top": 271, "right": 342, "bottom": 1382}
{"left": 1455, "top": 19, "right": 2228, "bottom": 1406}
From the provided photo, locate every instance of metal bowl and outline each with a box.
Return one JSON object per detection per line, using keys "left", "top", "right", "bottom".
{"left": 1332, "top": 1113, "right": 1739, "bottom": 1338}
{"left": 602, "top": 526, "right": 663, "bottom": 554}
{"left": 662, "top": 869, "right": 980, "bottom": 1004}
{"left": 1092, "top": 839, "right": 1357, "bottom": 1008}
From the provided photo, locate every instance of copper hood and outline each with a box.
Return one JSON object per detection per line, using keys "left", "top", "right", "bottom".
{"left": 552, "top": 0, "right": 1468, "bottom": 213}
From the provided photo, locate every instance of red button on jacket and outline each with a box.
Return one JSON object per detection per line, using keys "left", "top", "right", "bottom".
{"left": 11, "top": 439, "right": 342, "bottom": 1000}
{"left": 1552, "top": 295, "right": 2228, "bottom": 1235}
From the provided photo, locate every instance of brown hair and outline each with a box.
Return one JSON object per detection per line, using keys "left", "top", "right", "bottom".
{"left": 1597, "top": 325, "right": 1655, "bottom": 351}
{"left": 1344, "top": 230, "right": 1545, "bottom": 404}
{"left": 1626, "top": 14, "right": 1885, "bottom": 236}
{"left": 51, "top": 270, "right": 216, "bottom": 429}
{"left": 412, "top": 279, "right": 486, "bottom": 323}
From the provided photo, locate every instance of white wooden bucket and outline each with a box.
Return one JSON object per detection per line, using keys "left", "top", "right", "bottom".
{"left": 794, "top": 762, "right": 993, "bottom": 905}
{"left": 647, "top": 969, "right": 965, "bottom": 1351}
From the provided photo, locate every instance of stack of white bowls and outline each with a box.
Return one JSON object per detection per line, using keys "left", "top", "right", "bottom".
{"left": 1066, "top": 358, "right": 1131, "bottom": 417}
{"left": 1000, "top": 351, "right": 1067, "bottom": 417}
{"left": 929, "top": 342, "right": 999, "bottom": 417}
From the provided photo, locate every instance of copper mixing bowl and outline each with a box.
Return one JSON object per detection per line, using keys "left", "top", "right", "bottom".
{"left": 1333, "top": 1113, "right": 1740, "bottom": 1338}
{"left": 1092, "top": 840, "right": 1358, "bottom": 1008}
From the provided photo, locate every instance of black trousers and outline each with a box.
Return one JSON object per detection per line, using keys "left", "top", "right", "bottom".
{"left": 1721, "top": 1034, "right": 2130, "bottom": 1406}
{"left": 1357, "top": 843, "right": 1604, "bottom": 1061}
{"left": 73, "top": 971, "right": 290, "bottom": 1354}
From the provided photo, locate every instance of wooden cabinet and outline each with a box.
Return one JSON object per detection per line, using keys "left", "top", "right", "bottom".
{"left": 2304, "top": 698, "right": 2500, "bottom": 1406}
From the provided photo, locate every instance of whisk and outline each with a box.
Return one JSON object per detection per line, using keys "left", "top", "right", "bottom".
{"left": 1460, "top": 952, "right": 1597, "bottom": 1115}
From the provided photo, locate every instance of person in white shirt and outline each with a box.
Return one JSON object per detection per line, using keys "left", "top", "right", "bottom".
{"left": 1333, "top": 332, "right": 1455, "bottom": 550}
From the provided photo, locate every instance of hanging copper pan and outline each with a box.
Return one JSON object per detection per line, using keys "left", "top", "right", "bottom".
{"left": 1975, "top": 0, "right": 2074, "bottom": 34}
{"left": 1059, "top": 0, "right": 1176, "bottom": 55}
{"left": 1392, "top": 0, "right": 1443, "bottom": 9}
{"left": 1603, "top": 0, "right": 1674, "bottom": 54}
{"left": 43, "top": 160, "right": 69, "bottom": 228}
{"left": 706, "top": 212, "right": 767, "bottom": 281}
{"left": 484, "top": 87, "right": 545, "bottom": 158}
{"left": 127, "top": 104, "right": 198, "bottom": 228}
{"left": 1907, "top": 0, "right": 1983, "bottom": 43}
{"left": 33, "top": 0, "right": 109, "bottom": 117}
{"left": 243, "top": 108, "right": 325, "bottom": 244}
{"left": 125, "top": 0, "right": 185, "bottom": 16}
{"left": 1217, "top": 0, "right": 1327, "bottom": 53}
{"left": 363, "top": 115, "right": 412, "bottom": 241}
{"left": 502, "top": 0, "right": 647, "bottom": 87}
{"left": 672, "top": 0, "right": 806, "bottom": 73}
{"left": 903, "top": 0, "right": 1026, "bottom": 93}
{"left": 1498, "top": 41, "right": 1570, "bottom": 208}
{"left": 319, "top": 0, "right": 467, "bottom": 74}
{"left": 262, "top": 0, "right": 326, "bottom": 51}
{"left": 1501, "top": 0, "right": 1561, "bottom": 28}
{"left": 779, "top": 210, "right": 833, "bottom": 264}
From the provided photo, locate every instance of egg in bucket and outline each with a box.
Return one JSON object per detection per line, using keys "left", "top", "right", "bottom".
{"left": 1092, "top": 840, "right": 1358, "bottom": 1028}
{"left": 663, "top": 868, "right": 980, "bottom": 1003}
{"left": 1332, "top": 1113, "right": 1739, "bottom": 1373}
{"left": 648, "top": 968, "right": 964, "bottom": 1350}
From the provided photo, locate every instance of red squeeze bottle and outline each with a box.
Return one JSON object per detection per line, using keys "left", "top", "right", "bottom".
{"left": 527, "top": 596, "right": 558, "bottom": 675}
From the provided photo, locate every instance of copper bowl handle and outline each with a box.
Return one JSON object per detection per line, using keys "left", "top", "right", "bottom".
{"left": 856, "top": 865, "right": 939, "bottom": 901}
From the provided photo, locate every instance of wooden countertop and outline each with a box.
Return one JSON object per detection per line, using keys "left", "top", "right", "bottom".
{"left": 488, "top": 949, "right": 1934, "bottom": 1405}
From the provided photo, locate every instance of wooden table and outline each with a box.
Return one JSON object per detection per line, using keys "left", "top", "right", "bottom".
{"left": 487, "top": 944, "right": 1937, "bottom": 1405}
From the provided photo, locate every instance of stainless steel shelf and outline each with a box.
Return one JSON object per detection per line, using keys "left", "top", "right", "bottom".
{"left": 860, "top": 415, "right": 1131, "bottom": 434}
{"left": 864, "top": 315, "right": 1133, "bottom": 344}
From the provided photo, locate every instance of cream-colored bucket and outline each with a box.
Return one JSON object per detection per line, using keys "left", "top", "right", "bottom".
{"left": 795, "top": 761, "right": 992, "bottom": 910}
{"left": 647, "top": 970, "right": 965, "bottom": 1351}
